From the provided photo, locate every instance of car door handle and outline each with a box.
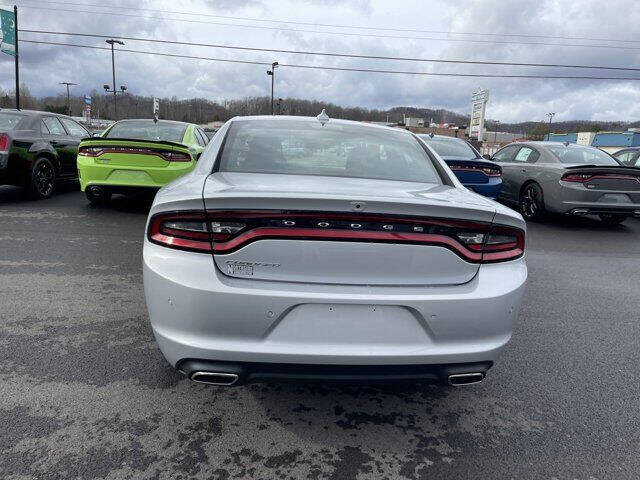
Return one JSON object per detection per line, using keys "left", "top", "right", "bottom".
{"left": 521, "top": 168, "right": 527, "bottom": 172}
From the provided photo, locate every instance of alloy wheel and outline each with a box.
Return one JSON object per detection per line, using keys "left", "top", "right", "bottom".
{"left": 520, "top": 185, "right": 539, "bottom": 219}
{"left": 35, "top": 162, "right": 55, "bottom": 197}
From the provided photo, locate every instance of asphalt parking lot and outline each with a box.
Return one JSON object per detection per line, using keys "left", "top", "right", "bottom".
{"left": 1, "top": 185, "right": 639, "bottom": 480}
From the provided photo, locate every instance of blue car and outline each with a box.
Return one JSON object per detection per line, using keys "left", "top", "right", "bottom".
{"left": 418, "top": 134, "right": 502, "bottom": 199}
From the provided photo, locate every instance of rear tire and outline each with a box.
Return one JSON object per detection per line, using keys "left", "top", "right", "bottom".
{"left": 85, "top": 187, "right": 112, "bottom": 206}
{"left": 599, "top": 214, "right": 627, "bottom": 225}
{"left": 519, "top": 183, "right": 545, "bottom": 221}
{"left": 26, "top": 157, "right": 56, "bottom": 199}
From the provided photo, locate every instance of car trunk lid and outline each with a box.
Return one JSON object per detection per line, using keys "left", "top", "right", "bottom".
{"left": 562, "top": 165, "right": 640, "bottom": 192}
{"left": 203, "top": 173, "right": 498, "bottom": 286}
{"left": 77, "top": 138, "right": 192, "bottom": 168}
{"left": 443, "top": 158, "right": 502, "bottom": 184}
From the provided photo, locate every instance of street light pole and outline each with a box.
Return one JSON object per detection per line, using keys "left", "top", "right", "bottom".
{"left": 105, "top": 39, "right": 124, "bottom": 119}
{"left": 546, "top": 112, "right": 556, "bottom": 139}
{"left": 59, "top": 82, "right": 77, "bottom": 116}
{"left": 266, "top": 62, "right": 278, "bottom": 115}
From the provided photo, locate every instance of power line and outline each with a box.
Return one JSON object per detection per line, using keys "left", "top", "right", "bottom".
{"left": 18, "top": 39, "right": 640, "bottom": 81}
{"left": 19, "top": 29, "right": 640, "bottom": 73}
{"left": 6, "top": 2, "right": 640, "bottom": 51}
{"left": 18, "top": 0, "right": 640, "bottom": 45}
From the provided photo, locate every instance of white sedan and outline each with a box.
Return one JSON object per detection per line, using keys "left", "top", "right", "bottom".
{"left": 143, "top": 114, "right": 527, "bottom": 387}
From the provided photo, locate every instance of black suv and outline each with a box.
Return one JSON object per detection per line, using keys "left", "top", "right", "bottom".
{"left": 0, "top": 109, "right": 90, "bottom": 199}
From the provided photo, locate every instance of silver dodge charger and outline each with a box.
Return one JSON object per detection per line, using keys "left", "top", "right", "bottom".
{"left": 143, "top": 115, "right": 527, "bottom": 387}
{"left": 492, "top": 141, "right": 640, "bottom": 224}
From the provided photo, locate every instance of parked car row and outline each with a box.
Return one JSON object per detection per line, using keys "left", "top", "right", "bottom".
{"left": 2, "top": 108, "right": 639, "bottom": 226}
{"left": 415, "top": 133, "right": 640, "bottom": 225}
{"left": 0, "top": 109, "right": 208, "bottom": 203}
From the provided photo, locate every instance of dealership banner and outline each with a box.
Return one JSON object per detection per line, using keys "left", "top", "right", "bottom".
{"left": 0, "top": 8, "right": 16, "bottom": 57}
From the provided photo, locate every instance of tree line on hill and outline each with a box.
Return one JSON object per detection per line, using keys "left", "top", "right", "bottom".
{"left": 1, "top": 85, "right": 637, "bottom": 138}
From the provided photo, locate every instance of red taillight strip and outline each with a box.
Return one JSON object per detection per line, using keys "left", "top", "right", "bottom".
{"left": 449, "top": 166, "right": 501, "bottom": 177}
{"left": 562, "top": 173, "right": 640, "bottom": 183}
{"left": 148, "top": 213, "right": 212, "bottom": 252}
{"left": 150, "top": 232, "right": 212, "bottom": 251}
{"left": 79, "top": 146, "right": 190, "bottom": 162}
{"left": 212, "top": 227, "right": 483, "bottom": 261}
{"left": 146, "top": 210, "right": 525, "bottom": 263}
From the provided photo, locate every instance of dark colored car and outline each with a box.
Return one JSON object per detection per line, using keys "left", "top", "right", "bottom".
{"left": 417, "top": 134, "right": 502, "bottom": 199}
{"left": 0, "top": 109, "right": 90, "bottom": 199}
{"left": 612, "top": 147, "right": 640, "bottom": 167}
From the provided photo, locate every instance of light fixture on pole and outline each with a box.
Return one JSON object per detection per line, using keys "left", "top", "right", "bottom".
{"left": 104, "top": 39, "right": 124, "bottom": 119}
{"left": 266, "top": 62, "right": 278, "bottom": 115}
{"left": 546, "top": 112, "right": 556, "bottom": 138}
{"left": 59, "top": 82, "right": 77, "bottom": 116}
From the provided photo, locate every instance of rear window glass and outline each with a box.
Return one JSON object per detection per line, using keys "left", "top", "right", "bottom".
{"left": 219, "top": 120, "right": 442, "bottom": 184}
{"left": 105, "top": 120, "right": 187, "bottom": 143}
{"left": 418, "top": 135, "right": 478, "bottom": 160}
{"left": 0, "top": 112, "right": 25, "bottom": 131}
{"left": 546, "top": 144, "right": 620, "bottom": 165}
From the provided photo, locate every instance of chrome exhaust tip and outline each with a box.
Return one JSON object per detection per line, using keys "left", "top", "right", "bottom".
{"left": 571, "top": 208, "right": 589, "bottom": 216}
{"left": 448, "top": 372, "right": 485, "bottom": 386}
{"left": 190, "top": 371, "right": 239, "bottom": 386}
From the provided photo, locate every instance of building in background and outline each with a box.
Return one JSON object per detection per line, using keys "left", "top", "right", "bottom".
{"left": 544, "top": 129, "right": 640, "bottom": 154}
{"left": 404, "top": 117, "right": 425, "bottom": 128}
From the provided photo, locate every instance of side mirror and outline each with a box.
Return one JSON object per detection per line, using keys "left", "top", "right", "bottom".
{"left": 482, "top": 154, "right": 492, "bottom": 160}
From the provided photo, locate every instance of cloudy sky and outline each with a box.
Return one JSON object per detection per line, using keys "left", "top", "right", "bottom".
{"left": 1, "top": 0, "right": 640, "bottom": 122}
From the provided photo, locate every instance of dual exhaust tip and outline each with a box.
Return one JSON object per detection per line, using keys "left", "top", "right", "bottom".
{"left": 188, "top": 370, "right": 484, "bottom": 387}
{"left": 190, "top": 371, "right": 239, "bottom": 386}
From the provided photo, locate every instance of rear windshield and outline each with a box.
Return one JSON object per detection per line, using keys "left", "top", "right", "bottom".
{"left": 418, "top": 135, "right": 478, "bottom": 160}
{"left": 546, "top": 144, "right": 620, "bottom": 165}
{"left": 0, "top": 112, "right": 26, "bottom": 131}
{"left": 218, "top": 120, "right": 442, "bottom": 184}
{"left": 104, "top": 120, "right": 187, "bottom": 143}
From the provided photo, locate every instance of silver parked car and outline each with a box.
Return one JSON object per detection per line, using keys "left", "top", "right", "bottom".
{"left": 492, "top": 141, "right": 640, "bottom": 224}
{"left": 143, "top": 115, "right": 527, "bottom": 387}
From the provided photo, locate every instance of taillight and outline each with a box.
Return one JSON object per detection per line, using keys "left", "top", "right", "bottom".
{"left": 77, "top": 145, "right": 191, "bottom": 161}
{"left": 561, "top": 173, "right": 592, "bottom": 182}
{"left": 0, "top": 133, "right": 10, "bottom": 152}
{"left": 481, "top": 167, "right": 502, "bottom": 177}
{"left": 78, "top": 146, "right": 104, "bottom": 157}
{"left": 449, "top": 164, "right": 501, "bottom": 177}
{"left": 148, "top": 210, "right": 525, "bottom": 263}
{"left": 169, "top": 151, "right": 192, "bottom": 162}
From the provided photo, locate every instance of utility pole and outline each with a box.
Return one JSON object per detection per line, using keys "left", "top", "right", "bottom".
{"left": 59, "top": 82, "right": 77, "bottom": 116}
{"left": 546, "top": 112, "right": 556, "bottom": 139}
{"left": 266, "top": 62, "right": 278, "bottom": 115}
{"left": 105, "top": 39, "right": 124, "bottom": 119}
{"left": 13, "top": 6, "right": 19, "bottom": 109}
{"left": 493, "top": 120, "right": 500, "bottom": 145}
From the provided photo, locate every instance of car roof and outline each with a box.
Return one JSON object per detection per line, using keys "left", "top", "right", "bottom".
{"left": 229, "top": 115, "right": 414, "bottom": 135}
{"left": 417, "top": 134, "right": 466, "bottom": 141}
{"left": 0, "top": 109, "right": 73, "bottom": 118}
{"left": 114, "top": 119, "right": 192, "bottom": 126}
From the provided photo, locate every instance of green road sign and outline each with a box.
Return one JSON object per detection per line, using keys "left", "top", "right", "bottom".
{"left": 1, "top": 8, "right": 16, "bottom": 57}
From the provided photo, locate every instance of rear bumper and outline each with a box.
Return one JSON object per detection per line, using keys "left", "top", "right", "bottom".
{"left": 77, "top": 156, "right": 195, "bottom": 191}
{"left": 175, "top": 358, "right": 493, "bottom": 386}
{"left": 459, "top": 177, "right": 502, "bottom": 199}
{"left": 143, "top": 241, "right": 527, "bottom": 369}
{"left": 549, "top": 182, "right": 640, "bottom": 216}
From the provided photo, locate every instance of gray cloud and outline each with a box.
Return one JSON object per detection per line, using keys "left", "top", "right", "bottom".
{"left": 2, "top": 0, "right": 640, "bottom": 122}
